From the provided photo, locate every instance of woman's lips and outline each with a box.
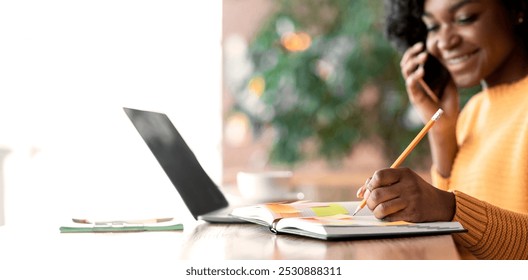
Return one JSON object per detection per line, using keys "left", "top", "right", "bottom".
{"left": 444, "top": 49, "right": 479, "bottom": 65}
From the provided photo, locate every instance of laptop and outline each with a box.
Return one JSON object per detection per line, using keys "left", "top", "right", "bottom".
{"left": 123, "top": 107, "right": 245, "bottom": 223}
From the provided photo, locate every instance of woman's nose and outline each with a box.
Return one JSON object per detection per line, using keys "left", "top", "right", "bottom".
{"left": 436, "top": 26, "right": 461, "bottom": 50}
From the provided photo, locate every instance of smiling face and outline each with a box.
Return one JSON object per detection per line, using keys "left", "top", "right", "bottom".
{"left": 423, "top": 0, "right": 528, "bottom": 88}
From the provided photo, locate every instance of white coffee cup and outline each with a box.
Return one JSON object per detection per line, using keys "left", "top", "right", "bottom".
{"left": 236, "top": 171, "right": 293, "bottom": 201}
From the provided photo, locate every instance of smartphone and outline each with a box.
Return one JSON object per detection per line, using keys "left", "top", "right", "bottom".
{"left": 422, "top": 51, "right": 451, "bottom": 100}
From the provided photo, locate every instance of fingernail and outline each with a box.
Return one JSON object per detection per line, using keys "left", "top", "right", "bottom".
{"left": 356, "top": 178, "right": 371, "bottom": 198}
{"left": 356, "top": 187, "right": 364, "bottom": 198}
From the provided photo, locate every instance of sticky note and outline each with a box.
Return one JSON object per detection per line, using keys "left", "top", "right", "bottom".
{"left": 265, "top": 204, "right": 300, "bottom": 218}
{"left": 302, "top": 215, "right": 412, "bottom": 226}
{"left": 311, "top": 203, "right": 349, "bottom": 217}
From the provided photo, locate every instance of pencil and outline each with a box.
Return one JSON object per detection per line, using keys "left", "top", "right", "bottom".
{"left": 419, "top": 79, "right": 440, "bottom": 103}
{"left": 352, "top": 108, "right": 444, "bottom": 216}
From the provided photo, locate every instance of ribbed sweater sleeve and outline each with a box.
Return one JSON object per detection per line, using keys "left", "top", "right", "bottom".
{"left": 453, "top": 191, "right": 528, "bottom": 259}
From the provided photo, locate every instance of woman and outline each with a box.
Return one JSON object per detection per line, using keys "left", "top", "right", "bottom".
{"left": 357, "top": 0, "right": 528, "bottom": 259}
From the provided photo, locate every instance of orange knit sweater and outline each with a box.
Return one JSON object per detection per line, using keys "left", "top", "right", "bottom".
{"left": 431, "top": 75, "right": 528, "bottom": 259}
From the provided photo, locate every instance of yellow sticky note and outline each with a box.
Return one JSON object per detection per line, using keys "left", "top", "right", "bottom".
{"left": 311, "top": 203, "right": 349, "bottom": 217}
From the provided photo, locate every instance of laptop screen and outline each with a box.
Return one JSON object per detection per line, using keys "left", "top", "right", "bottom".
{"left": 123, "top": 107, "right": 228, "bottom": 219}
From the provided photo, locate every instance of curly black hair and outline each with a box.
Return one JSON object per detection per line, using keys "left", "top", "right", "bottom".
{"left": 383, "top": 0, "right": 528, "bottom": 91}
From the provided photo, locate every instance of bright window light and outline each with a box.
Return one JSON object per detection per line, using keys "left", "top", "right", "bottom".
{"left": 0, "top": 1, "right": 222, "bottom": 227}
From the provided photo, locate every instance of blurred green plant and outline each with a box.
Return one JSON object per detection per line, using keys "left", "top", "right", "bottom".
{"left": 227, "top": 0, "right": 440, "bottom": 167}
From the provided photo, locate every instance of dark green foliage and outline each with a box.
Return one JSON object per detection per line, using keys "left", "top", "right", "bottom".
{"left": 229, "top": 0, "right": 442, "bottom": 167}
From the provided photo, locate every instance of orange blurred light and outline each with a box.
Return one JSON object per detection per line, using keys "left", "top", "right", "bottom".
{"left": 281, "top": 32, "right": 312, "bottom": 52}
{"left": 248, "top": 76, "right": 266, "bottom": 97}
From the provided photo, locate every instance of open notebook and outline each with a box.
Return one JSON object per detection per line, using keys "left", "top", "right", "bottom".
{"left": 230, "top": 201, "right": 466, "bottom": 240}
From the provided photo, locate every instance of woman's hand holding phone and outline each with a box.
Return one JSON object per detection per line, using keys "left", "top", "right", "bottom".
{"left": 400, "top": 42, "right": 460, "bottom": 177}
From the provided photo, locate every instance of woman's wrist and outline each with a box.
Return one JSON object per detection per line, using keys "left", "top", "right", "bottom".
{"left": 438, "top": 190, "right": 456, "bottom": 221}
{"left": 428, "top": 127, "right": 457, "bottom": 177}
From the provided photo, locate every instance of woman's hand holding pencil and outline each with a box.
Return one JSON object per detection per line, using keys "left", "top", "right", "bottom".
{"left": 353, "top": 108, "right": 444, "bottom": 216}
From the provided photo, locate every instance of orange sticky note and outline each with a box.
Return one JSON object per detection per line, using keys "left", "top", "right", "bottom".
{"left": 265, "top": 204, "right": 300, "bottom": 218}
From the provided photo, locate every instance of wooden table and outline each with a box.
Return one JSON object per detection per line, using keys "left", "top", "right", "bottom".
{"left": 0, "top": 219, "right": 462, "bottom": 280}
{"left": 179, "top": 221, "right": 461, "bottom": 260}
